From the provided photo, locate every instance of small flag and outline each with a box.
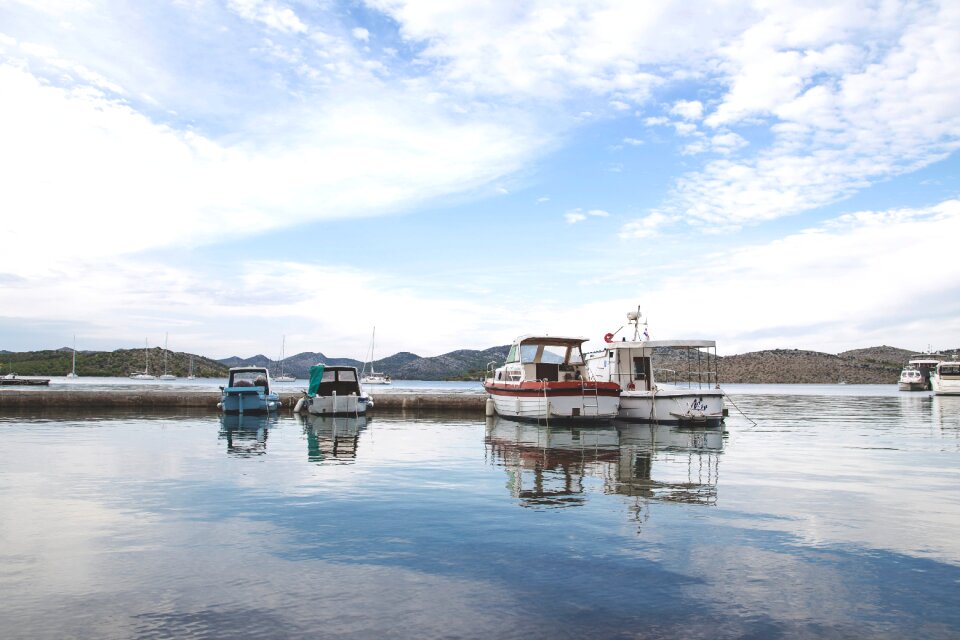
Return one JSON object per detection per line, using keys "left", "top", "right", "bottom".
{"left": 643, "top": 327, "right": 650, "bottom": 340}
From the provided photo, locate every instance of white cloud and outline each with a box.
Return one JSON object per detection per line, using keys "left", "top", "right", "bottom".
{"left": 564, "top": 208, "right": 609, "bottom": 224}
{"left": 622, "top": 137, "right": 643, "bottom": 145}
{"left": 618, "top": 211, "right": 670, "bottom": 238}
{"left": 667, "top": 1, "right": 960, "bottom": 225}
{"left": 628, "top": 199, "right": 960, "bottom": 354}
{"left": 351, "top": 27, "right": 370, "bottom": 41}
{"left": 670, "top": 99, "right": 703, "bottom": 120}
{"left": 0, "top": 62, "right": 547, "bottom": 267}
{"left": 228, "top": 0, "right": 308, "bottom": 34}
{"left": 363, "top": 0, "right": 739, "bottom": 103}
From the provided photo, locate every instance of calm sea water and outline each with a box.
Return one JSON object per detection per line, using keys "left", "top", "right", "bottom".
{"left": 1, "top": 386, "right": 958, "bottom": 639}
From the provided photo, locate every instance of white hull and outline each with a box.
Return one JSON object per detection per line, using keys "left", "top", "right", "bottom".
{"left": 617, "top": 389, "right": 724, "bottom": 425}
{"left": 362, "top": 378, "right": 391, "bottom": 385}
{"left": 931, "top": 377, "right": 960, "bottom": 395}
{"left": 275, "top": 375, "right": 296, "bottom": 382}
{"left": 898, "top": 381, "right": 927, "bottom": 391}
{"left": 305, "top": 394, "right": 371, "bottom": 416}
{"left": 159, "top": 374, "right": 177, "bottom": 381}
{"left": 489, "top": 393, "right": 619, "bottom": 420}
{"left": 130, "top": 373, "right": 156, "bottom": 380}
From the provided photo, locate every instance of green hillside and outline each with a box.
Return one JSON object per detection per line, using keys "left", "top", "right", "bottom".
{"left": 1, "top": 348, "right": 228, "bottom": 378}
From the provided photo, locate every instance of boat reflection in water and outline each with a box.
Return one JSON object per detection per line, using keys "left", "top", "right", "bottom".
{"left": 218, "top": 413, "right": 278, "bottom": 457}
{"left": 298, "top": 413, "right": 370, "bottom": 464}
{"left": 485, "top": 416, "right": 723, "bottom": 518}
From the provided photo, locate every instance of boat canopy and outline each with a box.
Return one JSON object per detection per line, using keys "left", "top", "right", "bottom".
{"left": 600, "top": 339, "right": 716, "bottom": 349}
{"left": 505, "top": 336, "right": 589, "bottom": 366}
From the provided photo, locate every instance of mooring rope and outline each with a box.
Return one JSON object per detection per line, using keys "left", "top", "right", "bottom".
{"left": 719, "top": 387, "right": 757, "bottom": 427}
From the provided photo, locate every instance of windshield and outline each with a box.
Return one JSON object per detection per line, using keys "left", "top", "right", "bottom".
{"left": 230, "top": 370, "right": 268, "bottom": 387}
{"left": 516, "top": 343, "right": 583, "bottom": 364}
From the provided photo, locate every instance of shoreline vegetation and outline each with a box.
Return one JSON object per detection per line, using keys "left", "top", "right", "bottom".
{"left": 1, "top": 345, "right": 956, "bottom": 384}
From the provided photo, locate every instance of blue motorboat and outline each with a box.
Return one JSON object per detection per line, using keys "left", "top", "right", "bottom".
{"left": 219, "top": 366, "right": 281, "bottom": 414}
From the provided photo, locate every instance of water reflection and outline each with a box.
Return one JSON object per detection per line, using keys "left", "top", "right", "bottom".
{"left": 485, "top": 417, "right": 724, "bottom": 513}
{"left": 217, "top": 413, "right": 278, "bottom": 457}
{"left": 617, "top": 423, "right": 722, "bottom": 505}
{"left": 298, "top": 413, "right": 369, "bottom": 464}
{"left": 932, "top": 395, "right": 960, "bottom": 436}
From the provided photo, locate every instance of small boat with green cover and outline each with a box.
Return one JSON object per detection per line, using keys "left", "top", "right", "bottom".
{"left": 294, "top": 365, "right": 372, "bottom": 416}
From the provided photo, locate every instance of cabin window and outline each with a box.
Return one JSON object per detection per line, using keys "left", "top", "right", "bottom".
{"left": 506, "top": 344, "right": 519, "bottom": 363}
{"left": 338, "top": 370, "right": 357, "bottom": 381}
{"left": 322, "top": 371, "right": 336, "bottom": 382}
{"left": 519, "top": 344, "right": 540, "bottom": 362}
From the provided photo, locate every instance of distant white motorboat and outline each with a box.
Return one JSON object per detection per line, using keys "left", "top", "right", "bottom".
{"left": 931, "top": 360, "right": 960, "bottom": 395}
{"left": 898, "top": 355, "right": 942, "bottom": 391}
{"left": 130, "top": 338, "right": 156, "bottom": 380}
{"left": 65, "top": 334, "right": 79, "bottom": 378}
{"left": 274, "top": 336, "right": 296, "bottom": 382}
{"left": 159, "top": 333, "right": 177, "bottom": 380}
{"left": 898, "top": 366, "right": 925, "bottom": 391}
{"left": 360, "top": 326, "right": 391, "bottom": 385}
{"left": 585, "top": 308, "right": 725, "bottom": 426}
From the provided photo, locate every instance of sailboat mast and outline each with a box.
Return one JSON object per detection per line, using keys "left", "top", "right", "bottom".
{"left": 370, "top": 326, "right": 376, "bottom": 374}
{"left": 71, "top": 334, "right": 77, "bottom": 375}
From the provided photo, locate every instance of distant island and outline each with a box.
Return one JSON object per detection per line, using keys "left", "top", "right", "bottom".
{"left": 1, "top": 344, "right": 956, "bottom": 384}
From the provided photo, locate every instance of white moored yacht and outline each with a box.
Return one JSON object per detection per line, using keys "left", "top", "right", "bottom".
{"left": 930, "top": 360, "right": 960, "bottom": 395}
{"left": 585, "top": 309, "right": 725, "bottom": 426}
{"left": 483, "top": 335, "right": 621, "bottom": 421}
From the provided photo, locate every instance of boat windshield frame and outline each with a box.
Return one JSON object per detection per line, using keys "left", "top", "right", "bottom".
{"left": 505, "top": 337, "right": 588, "bottom": 366}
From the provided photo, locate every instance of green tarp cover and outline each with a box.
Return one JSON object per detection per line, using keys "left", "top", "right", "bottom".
{"left": 307, "top": 364, "right": 325, "bottom": 397}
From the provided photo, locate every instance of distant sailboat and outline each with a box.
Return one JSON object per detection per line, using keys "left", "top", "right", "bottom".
{"left": 160, "top": 333, "right": 177, "bottom": 380}
{"left": 187, "top": 355, "right": 196, "bottom": 380}
{"left": 65, "top": 334, "right": 79, "bottom": 378}
{"left": 361, "top": 326, "right": 391, "bottom": 385}
{"left": 275, "top": 336, "right": 296, "bottom": 382}
{"left": 130, "top": 339, "right": 156, "bottom": 380}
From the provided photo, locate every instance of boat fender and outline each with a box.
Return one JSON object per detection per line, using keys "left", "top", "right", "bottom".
{"left": 293, "top": 397, "right": 305, "bottom": 413}
{"left": 604, "top": 332, "right": 615, "bottom": 343}
{"left": 485, "top": 397, "right": 495, "bottom": 417}
{"left": 627, "top": 383, "right": 635, "bottom": 390}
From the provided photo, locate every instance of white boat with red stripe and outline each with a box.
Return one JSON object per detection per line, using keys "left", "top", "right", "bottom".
{"left": 483, "top": 335, "right": 621, "bottom": 421}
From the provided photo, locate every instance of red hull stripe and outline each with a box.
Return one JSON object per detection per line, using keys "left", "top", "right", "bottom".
{"left": 484, "top": 382, "right": 620, "bottom": 397}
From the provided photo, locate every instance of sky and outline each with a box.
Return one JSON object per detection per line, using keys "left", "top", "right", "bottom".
{"left": 1, "top": 0, "right": 959, "bottom": 361}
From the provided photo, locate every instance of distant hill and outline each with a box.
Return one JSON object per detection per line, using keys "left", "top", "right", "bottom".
{"left": 718, "top": 347, "right": 917, "bottom": 384}
{"left": 0, "top": 348, "right": 228, "bottom": 378}
{"left": 4, "top": 344, "right": 957, "bottom": 382}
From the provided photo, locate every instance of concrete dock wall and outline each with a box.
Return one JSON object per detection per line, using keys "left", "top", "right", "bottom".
{"left": 0, "top": 390, "right": 487, "bottom": 413}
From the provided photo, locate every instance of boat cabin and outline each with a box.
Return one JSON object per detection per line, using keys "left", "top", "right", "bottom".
{"left": 228, "top": 367, "right": 273, "bottom": 393}
{"left": 314, "top": 366, "right": 363, "bottom": 397}
{"left": 586, "top": 340, "right": 719, "bottom": 391}
{"left": 937, "top": 362, "right": 960, "bottom": 378}
{"left": 493, "top": 336, "right": 591, "bottom": 384}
